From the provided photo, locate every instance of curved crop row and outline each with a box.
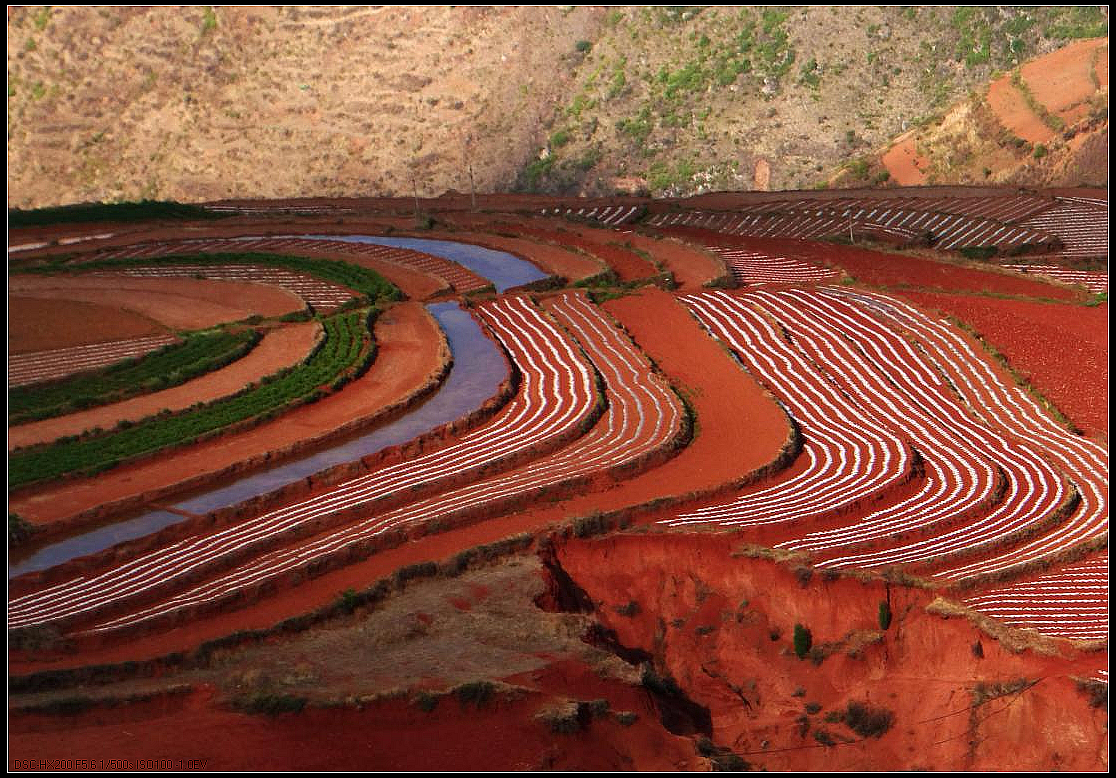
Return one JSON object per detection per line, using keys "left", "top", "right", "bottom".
{"left": 759, "top": 289, "right": 1067, "bottom": 569}
{"left": 961, "top": 554, "right": 1108, "bottom": 641}
{"left": 8, "top": 334, "right": 180, "bottom": 388}
{"left": 832, "top": 290, "right": 1107, "bottom": 584}
{"left": 9, "top": 329, "right": 261, "bottom": 425}
{"left": 77, "top": 291, "right": 687, "bottom": 636}
{"left": 667, "top": 291, "right": 912, "bottom": 530}
{"left": 18, "top": 251, "right": 401, "bottom": 309}
{"left": 8, "top": 296, "right": 599, "bottom": 631}
{"left": 8, "top": 311, "right": 373, "bottom": 491}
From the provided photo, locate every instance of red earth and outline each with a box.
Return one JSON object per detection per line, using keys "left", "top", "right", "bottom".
{"left": 8, "top": 304, "right": 448, "bottom": 530}
{"left": 9, "top": 275, "right": 305, "bottom": 331}
{"left": 7, "top": 190, "right": 1109, "bottom": 772}
{"left": 898, "top": 291, "right": 1108, "bottom": 439}
{"left": 8, "top": 321, "right": 322, "bottom": 451}
{"left": 881, "top": 132, "right": 931, "bottom": 186}
{"left": 8, "top": 297, "right": 169, "bottom": 354}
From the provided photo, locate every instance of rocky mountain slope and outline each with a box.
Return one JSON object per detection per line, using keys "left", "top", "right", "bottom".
{"left": 6, "top": 6, "right": 1109, "bottom": 207}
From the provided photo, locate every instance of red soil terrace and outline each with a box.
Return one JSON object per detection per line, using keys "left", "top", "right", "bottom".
{"left": 899, "top": 292, "right": 1108, "bottom": 438}
{"left": 7, "top": 188, "right": 1109, "bottom": 771}
{"left": 8, "top": 297, "right": 168, "bottom": 354}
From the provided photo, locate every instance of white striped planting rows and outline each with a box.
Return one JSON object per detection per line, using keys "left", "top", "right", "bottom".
{"left": 961, "top": 555, "right": 1108, "bottom": 640}
{"left": 1004, "top": 264, "right": 1108, "bottom": 293}
{"left": 78, "top": 291, "right": 685, "bottom": 635}
{"left": 9, "top": 233, "right": 118, "bottom": 254}
{"left": 8, "top": 296, "right": 597, "bottom": 631}
{"left": 540, "top": 205, "right": 641, "bottom": 226}
{"left": 255, "top": 237, "right": 489, "bottom": 292}
{"left": 204, "top": 204, "right": 356, "bottom": 216}
{"left": 665, "top": 291, "right": 912, "bottom": 531}
{"left": 1017, "top": 198, "right": 1108, "bottom": 259}
{"left": 649, "top": 206, "right": 1058, "bottom": 252}
{"left": 707, "top": 247, "right": 841, "bottom": 286}
{"left": 844, "top": 291, "right": 1108, "bottom": 583}
{"left": 669, "top": 289, "right": 1106, "bottom": 583}
{"left": 98, "top": 265, "right": 354, "bottom": 311}
{"left": 87, "top": 236, "right": 489, "bottom": 294}
{"left": 8, "top": 335, "right": 179, "bottom": 388}
{"left": 676, "top": 195, "right": 1052, "bottom": 225}
{"left": 761, "top": 289, "right": 1065, "bottom": 569}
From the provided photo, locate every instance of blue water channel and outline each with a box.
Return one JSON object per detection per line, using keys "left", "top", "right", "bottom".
{"left": 299, "top": 234, "right": 549, "bottom": 293}
{"left": 9, "top": 301, "right": 508, "bottom": 578}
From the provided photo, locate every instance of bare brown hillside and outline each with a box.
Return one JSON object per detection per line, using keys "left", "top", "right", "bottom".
{"left": 6, "top": 6, "right": 1109, "bottom": 207}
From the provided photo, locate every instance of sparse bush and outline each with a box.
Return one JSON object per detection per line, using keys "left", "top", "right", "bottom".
{"left": 793, "top": 623, "right": 813, "bottom": 659}
{"left": 615, "top": 600, "right": 641, "bottom": 617}
{"left": 336, "top": 588, "right": 359, "bottom": 614}
{"left": 575, "top": 39, "right": 592, "bottom": 53}
{"left": 235, "top": 693, "right": 307, "bottom": 715}
{"left": 9, "top": 512, "right": 36, "bottom": 547}
{"left": 455, "top": 681, "right": 496, "bottom": 708}
{"left": 806, "top": 701, "right": 822, "bottom": 714}
{"left": 813, "top": 728, "right": 836, "bottom": 746}
{"left": 413, "top": 691, "right": 440, "bottom": 712}
{"left": 842, "top": 700, "right": 894, "bottom": 738}
{"left": 878, "top": 600, "right": 892, "bottom": 631}
{"left": 614, "top": 710, "right": 639, "bottom": 726}
{"left": 1033, "top": 143, "right": 1047, "bottom": 159}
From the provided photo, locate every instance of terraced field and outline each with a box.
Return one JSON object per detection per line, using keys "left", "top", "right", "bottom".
{"left": 7, "top": 184, "right": 1107, "bottom": 771}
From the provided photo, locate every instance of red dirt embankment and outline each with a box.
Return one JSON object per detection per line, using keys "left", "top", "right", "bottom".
{"left": 986, "top": 74, "right": 1055, "bottom": 145}
{"left": 8, "top": 275, "right": 305, "bottom": 331}
{"left": 7, "top": 667, "right": 700, "bottom": 771}
{"left": 880, "top": 132, "right": 930, "bottom": 186}
{"left": 554, "top": 532, "right": 1109, "bottom": 772}
{"left": 621, "top": 232, "right": 728, "bottom": 290}
{"left": 1021, "top": 38, "right": 1108, "bottom": 125}
{"left": 8, "top": 297, "right": 168, "bottom": 353}
{"left": 899, "top": 292, "right": 1108, "bottom": 438}
{"left": 7, "top": 303, "right": 448, "bottom": 532}
{"left": 8, "top": 323, "right": 318, "bottom": 451}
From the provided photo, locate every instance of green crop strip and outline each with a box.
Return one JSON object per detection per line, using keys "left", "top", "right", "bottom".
{"left": 14, "top": 252, "right": 402, "bottom": 306}
{"left": 9, "top": 310, "right": 376, "bottom": 490}
{"left": 9, "top": 329, "right": 261, "bottom": 426}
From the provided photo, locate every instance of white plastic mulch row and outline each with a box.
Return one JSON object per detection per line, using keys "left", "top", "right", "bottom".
{"left": 1004, "top": 264, "right": 1108, "bottom": 293}
{"left": 7, "top": 296, "right": 597, "bottom": 631}
{"left": 78, "top": 291, "right": 685, "bottom": 635}
{"left": 648, "top": 205, "right": 1057, "bottom": 252}
{"left": 836, "top": 290, "right": 1108, "bottom": 583}
{"left": 709, "top": 247, "right": 841, "bottom": 285}
{"left": 8, "top": 334, "right": 179, "bottom": 388}
{"left": 762, "top": 290, "right": 1063, "bottom": 568}
{"left": 540, "top": 205, "right": 641, "bottom": 226}
{"left": 961, "top": 555, "right": 1108, "bottom": 640}
{"left": 103, "top": 264, "right": 354, "bottom": 311}
{"left": 667, "top": 291, "right": 911, "bottom": 530}
{"left": 1017, "top": 198, "right": 1108, "bottom": 259}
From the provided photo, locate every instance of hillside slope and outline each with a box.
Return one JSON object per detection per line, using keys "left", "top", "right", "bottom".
{"left": 6, "top": 6, "right": 1109, "bottom": 207}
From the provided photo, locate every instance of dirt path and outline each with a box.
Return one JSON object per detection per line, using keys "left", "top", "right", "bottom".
{"left": 8, "top": 303, "right": 447, "bottom": 528}
{"left": 9, "top": 275, "right": 305, "bottom": 331}
{"left": 8, "top": 323, "right": 322, "bottom": 451}
{"left": 8, "top": 297, "right": 169, "bottom": 353}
